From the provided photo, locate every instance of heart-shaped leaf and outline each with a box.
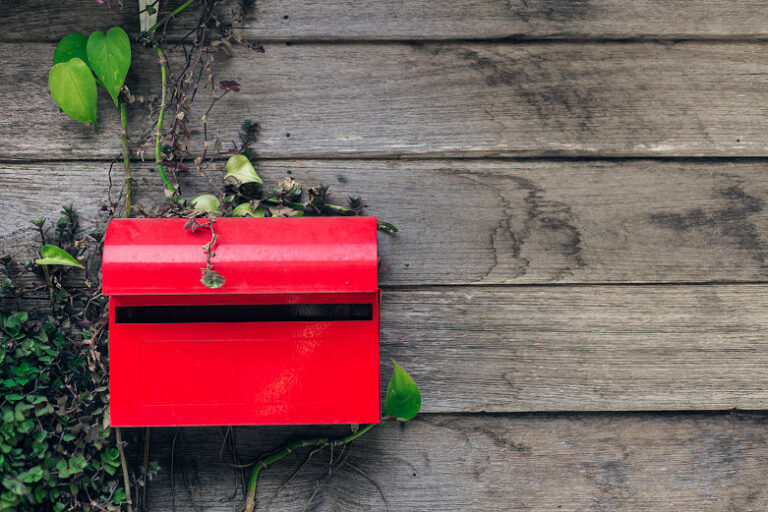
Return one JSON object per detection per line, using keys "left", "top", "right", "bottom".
{"left": 49, "top": 58, "right": 98, "bottom": 130}
{"left": 225, "top": 154, "right": 263, "bottom": 186}
{"left": 231, "top": 202, "right": 266, "bottom": 217}
{"left": 53, "top": 33, "right": 89, "bottom": 66}
{"left": 191, "top": 194, "right": 221, "bottom": 213}
{"left": 86, "top": 27, "right": 131, "bottom": 105}
{"left": 383, "top": 360, "right": 421, "bottom": 421}
{"left": 35, "top": 246, "right": 84, "bottom": 269}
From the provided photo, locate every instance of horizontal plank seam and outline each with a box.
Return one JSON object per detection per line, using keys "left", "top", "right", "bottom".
{"left": 10, "top": 36, "right": 768, "bottom": 45}
{"left": 410, "top": 410, "right": 768, "bottom": 419}
{"left": 5, "top": 282, "right": 768, "bottom": 293}
{"left": 379, "top": 281, "right": 768, "bottom": 290}
{"left": 12, "top": 155, "right": 768, "bottom": 165}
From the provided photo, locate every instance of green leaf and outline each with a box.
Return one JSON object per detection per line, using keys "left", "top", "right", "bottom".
{"left": 224, "top": 154, "right": 263, "bottom": 186}
{"left": 86, "top": 27, "right": 131, "bottom": 106}
{"left": 231, "top": 202, "right": 265, "bottom": 217}
{"left": 1, "top": 478, "right": 26, "bottom": 496}
{"left": 113, "top": 487, "right": 127, "bottom": 504}
{"left": 201, "top": 269, "right": 226, "bottom": 289}
{"left": 191, "top": 194, "right": 221, "bottom": 213}
{"left": 35, "top": 246, "right": 84, "bottom": 269}
{"left": 377, "top": 221, "right": 399, "bottom": 233}
{"left": 4, "top": 312, "right": 28, "bottom": 332}
{"left": 383, "top": 360, "right": 421, "bottom": 421}
{"left": 53, "top": 33, "right": 89, "bottom": 66}
{"left": 17, "top": 467, "right": 43, "bottom": 484}
{"left": 49, "top": 58, "right": 98, "bottom": 130}
{"left": 68, "top": 455, "right": 87, "bottom": 474}
{"left": 55, "top": 458, "right": 69, "bottom": 479}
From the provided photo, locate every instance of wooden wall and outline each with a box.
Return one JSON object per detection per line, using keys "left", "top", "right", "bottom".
{"left": 3, "top": 1, "right": 768, "bottom": 509}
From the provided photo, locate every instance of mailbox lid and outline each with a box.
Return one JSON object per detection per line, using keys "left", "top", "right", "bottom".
{"left": 102, "top": 217, "right": 378, "bottom": 295}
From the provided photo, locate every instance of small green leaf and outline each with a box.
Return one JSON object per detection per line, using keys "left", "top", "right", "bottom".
{"left": 383, "top": 360, "right": 421, "bottom": 421}
{"left": 231, "top": 202, "right": 265, "bottom": 217}
{"left": 113, "top": 487, "right": 127, "bottom": 504}
{"left": 53, "top": 33, "right": 89, "bottom": 66}
{"left": 201, "top": 269, "right": 226, "bottom": 289}
{"left": 17, "top": 467, "right": 43, "bottom": 484}
{"left": 68, "top": 455, "right": 87, "bottom": 474}
{"left": 225, "top": 154, "right": 263, "bottom": 186}
{"left": 49, "top": 58, "right": 98, "bottom": 130}
{"left": 4, "top": 312, "right": 28, "bottom": 332}
{"left": 191, "top": 194, "right": 221, "bottom": 213}
{"left": 1, "top": 477, "right": 26, "bottom": 496}
{"left": 35, "top": 246, "right": 84, "bottom": 269}
{"left": 86, "top": 27, "right": 131, "bottom": 106}
{"left": 377, "top": 221, "right": 399, "bottom": 233}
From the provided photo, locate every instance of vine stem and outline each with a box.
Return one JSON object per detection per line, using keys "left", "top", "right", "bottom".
{"left": 115, "top": 428, "right": 134, "bottom": 512}
{"left": 154, "top": 44, "right": 175, "bottom": 194}
{"left": 243, "top": 424, "right": 375, "bottom": 512}
{"left": 41, "top": 264, "right": 54, "bottom": 313}
{"left": 148, "top": 0, "right": 197, "bottom": 34}
{"left": 260, "top": 198, "right": 398, "bottom": 231}
{"left": 119, "top": 99, "right": 132, "bottom": 216}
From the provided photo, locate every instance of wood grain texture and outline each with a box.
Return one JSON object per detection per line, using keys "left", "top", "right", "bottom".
{"left": 135, "top": 412, "right": 768, "bottom": 511}
{"left": 5, "top": 159, "right": 768, "bottom": 285}
{"left": 3, "top": 41, "right": 768, "bottom": 159}
{"left": 7, "top": 0, "right": 768, "bottom": 42}
{"left": 382, "top": 284, "right": 768, "bottom": 412}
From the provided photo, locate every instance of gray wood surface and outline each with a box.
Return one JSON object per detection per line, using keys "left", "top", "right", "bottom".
{"left": 6, "top": 1, "right": 768, "bottom": 509}
{"left": 4, "top": 41, "right": 768, "bottom": 159}
{"left": 5, "top": 159, "right": 768, "bottom": 285}
{"left": 7, "top": 0, "right": 768, "bottom": 42}
{"left": 137, "top": 412, "right": 768, "bottom": 511}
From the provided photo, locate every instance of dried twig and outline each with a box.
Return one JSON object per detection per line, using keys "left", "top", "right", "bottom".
{"left": 115, "top": 427, "right": 134, "bottom": 512}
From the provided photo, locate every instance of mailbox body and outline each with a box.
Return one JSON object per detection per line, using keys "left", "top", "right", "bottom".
{"left": 103, "top": 217, "right": 380, "bottom": 427}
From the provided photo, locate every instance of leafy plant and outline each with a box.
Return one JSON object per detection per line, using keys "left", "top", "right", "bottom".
{"left": 0, "top": 313, "right": 118, "bottom": 511}
{"left": 50, "top": 27, "right": 133, "bottom": 217}
{"left": 49, "top": 27, "right": 131, "bottom": 130}
{"left": 0, "top": 208, "right": 123, "bottom": 512}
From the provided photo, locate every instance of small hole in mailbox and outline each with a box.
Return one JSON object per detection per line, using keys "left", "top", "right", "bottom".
{"left": 115, "top": 303, "right": 373, "bottom": 324}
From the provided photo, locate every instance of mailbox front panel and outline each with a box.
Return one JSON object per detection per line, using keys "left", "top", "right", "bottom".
{"left": 109, "top": 293, "right": 380, "bottom": 426}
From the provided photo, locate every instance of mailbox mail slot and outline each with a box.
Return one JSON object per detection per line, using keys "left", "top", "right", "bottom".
{"left": 102, "top": 217, "right": 380, "bottom": 427}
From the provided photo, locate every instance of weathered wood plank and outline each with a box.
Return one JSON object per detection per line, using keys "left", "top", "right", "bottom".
{"left": 3, "top": 42, "right": 768, "bottom": 159}
{"left": 137, "top": 412, "right": 768, "bottom": 511}
{"left": 382, "top": 285, "right": 768, "bottom": 412}
{"left": 4, "top": 159, "right": 768, "bottom": 285}
{"left": 8, "top": 0, "right": 768, "bottom": 42}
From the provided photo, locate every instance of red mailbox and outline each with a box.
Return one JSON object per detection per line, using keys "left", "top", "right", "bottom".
{"left": 102, "top": 217, "right": 380, "bottom": 427}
